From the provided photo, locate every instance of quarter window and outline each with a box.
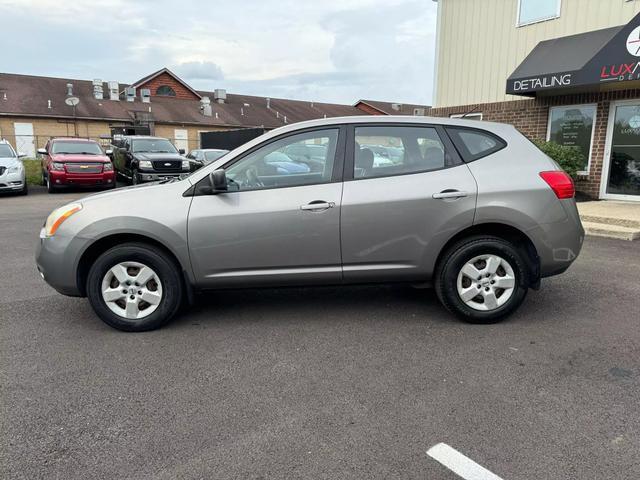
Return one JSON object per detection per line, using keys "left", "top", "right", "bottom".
{"left": 517, "top": 0, "right": 561, "bottom": 26}
{"left": 353, "top": 126, "right": 447, "bottom": 179}
{"left": 446, "top": 128, "right": 507, "bottom": 162}
{"left": 225, "top": 129, "right": 339, "bottom": 191}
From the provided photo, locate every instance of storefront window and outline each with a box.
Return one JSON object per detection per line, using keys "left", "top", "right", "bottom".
{"left": 547, "top": 104, "right": 596, "bottom": 173}
{"left": 518, "top": 0, "right": 561, "bottom": 26}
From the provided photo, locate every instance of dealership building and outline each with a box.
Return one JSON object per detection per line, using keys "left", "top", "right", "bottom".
{"left": 430, "top": 0, "right": 640, "bottom": 201}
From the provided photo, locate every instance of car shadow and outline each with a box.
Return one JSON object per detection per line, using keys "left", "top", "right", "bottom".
{"left": 172, "top": 283, "right": 452, "bottom": 329}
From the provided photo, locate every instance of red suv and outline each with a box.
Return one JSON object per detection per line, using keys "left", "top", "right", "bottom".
{"left": 39, "top": 138, "right": 115, "bottom": 193}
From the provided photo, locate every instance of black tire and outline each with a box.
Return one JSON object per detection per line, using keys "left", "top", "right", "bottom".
{"left": 86, "top": 243, "right": 184, "bottom": 332}
{"left": 19, "top": 182, "right": 28, "bottom": 196}
{"left": 131, "top": 169, "right": 139, "bottom": 186}
{"left": 46, "top": 173, "right": 57, "bottom": 193}
{"left": 41, "top": 170, "right": 47, "bottom": 186}
{"left": 434, "top": 235, "right": 529, "bottom": 324}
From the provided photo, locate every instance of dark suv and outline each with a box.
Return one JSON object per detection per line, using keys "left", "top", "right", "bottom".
{"left": 111, "top": 136, "right": 190, "bottom": 184}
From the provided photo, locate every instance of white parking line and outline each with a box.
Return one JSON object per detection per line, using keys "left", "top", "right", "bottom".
{"left": 427, "top": 443, "right": 504, "bottom": 480}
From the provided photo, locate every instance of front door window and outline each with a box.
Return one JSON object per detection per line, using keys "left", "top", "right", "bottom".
{"left": 607, "top": 105, "right": 640, "bottom": 197}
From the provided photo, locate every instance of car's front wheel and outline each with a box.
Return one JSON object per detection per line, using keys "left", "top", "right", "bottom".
{"left": 435, "top": 236, "right": 529, "bottom": 324}
{"left": 86, "top": 243, "right": 183, "bottom": 331}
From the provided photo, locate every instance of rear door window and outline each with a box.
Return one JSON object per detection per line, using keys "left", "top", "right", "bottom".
{"left": 446, "top": 127, "right": 506, "bottom": 162}
{"left": 352, "top": 125, "right": 450, "bottom": 179}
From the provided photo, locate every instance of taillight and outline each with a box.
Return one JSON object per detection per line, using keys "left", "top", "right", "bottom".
{"left": 539, "top": 171, "right": 574, "bottom": 199}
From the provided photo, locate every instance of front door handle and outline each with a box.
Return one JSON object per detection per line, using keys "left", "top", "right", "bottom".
{"left": 300, "top": 201, "right": 335, "bottom": 211}
{"left": 432, "top": 190, "right": 468, "bottom": 199}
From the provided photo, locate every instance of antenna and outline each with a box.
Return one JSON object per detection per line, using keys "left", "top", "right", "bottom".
{"left": 461, "top": 105, "right": 480, "bottom": 118}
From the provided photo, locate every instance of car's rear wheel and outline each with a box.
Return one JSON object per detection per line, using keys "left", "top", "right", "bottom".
{"left": 86, "top": 243, "right": 183, "bottom": 331}
{"left": 435, "top": 235, "right": 529, "bottom": 324}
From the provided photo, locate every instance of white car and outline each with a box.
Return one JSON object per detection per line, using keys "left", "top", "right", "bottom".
{"left": 0, "top": 140, "right": 27, "bottom": 195}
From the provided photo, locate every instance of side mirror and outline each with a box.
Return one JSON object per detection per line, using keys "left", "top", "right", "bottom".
{"left": 210, "top": 169, "right": 228, "bottom": 193}
{"left": 105, "top": 149, "right": 113, "bottom": 156}
{"left": 17, "top": 152, "right": 26, "bottom": 158}
{"left": 179, "top": 149, "right": 186, "bottom": 155}
{"left": 37, "top": 148, "right": 47, "bottom": 155}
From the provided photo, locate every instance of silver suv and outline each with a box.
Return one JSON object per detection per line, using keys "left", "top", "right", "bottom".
{"left": 36, "top": 117, "right": 584, "bottom": 331}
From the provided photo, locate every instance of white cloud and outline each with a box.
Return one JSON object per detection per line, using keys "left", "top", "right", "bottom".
{"left": 0, "top": 0, "right": 437, "bottom": 104}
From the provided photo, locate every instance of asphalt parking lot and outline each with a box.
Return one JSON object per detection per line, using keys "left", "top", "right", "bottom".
{"left": 1, "top": 187, "right": 639, "bottom": 480}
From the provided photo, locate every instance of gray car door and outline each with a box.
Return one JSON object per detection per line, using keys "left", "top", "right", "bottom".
{"left": 340, "top": 123, "right": 478, "bottom": 282}
{"left": 188, "top": 127, "right": 346, "bottom": 288}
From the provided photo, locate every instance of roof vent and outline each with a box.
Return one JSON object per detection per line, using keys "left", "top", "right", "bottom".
{"left": 200, "top": 96, "right": 212, "bottom": 117}
{"left": 213, "top": 88, "right": 226, "bottom": 103}
{"left": 108, "top": 81, "right": 119, "bottom": 101}
{"left": 47, "top": 99, "right": 52, "bottom": 109}
{"left": 240, "top": 107, "right": 244, "bottom": 116}
{"left": 266, "top": 98, "right": 271, "bottom": 109}
{"left": 391, "top": 103, "right": 402, "bottom": 111}
{"left": 92, "top": 79, "right": 103, "bottom": 100}
{"left": 140, "top": 88, "right": 151, "bottom": 103}
{"left": 413, "top": 107, "right": 425, "bottom": 116}
{"left": 126, "top": 87, "right": 136, "bottom": 102}
{"left": 66, "top": 83, "right": 74, "bottom": 96}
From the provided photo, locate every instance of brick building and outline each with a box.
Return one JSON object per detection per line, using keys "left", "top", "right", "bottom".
{"left": 0, "top": 67, "right": 427, "bottom": 158}
{"left": 429, "top": 0, "right": 640, "bottom": 201}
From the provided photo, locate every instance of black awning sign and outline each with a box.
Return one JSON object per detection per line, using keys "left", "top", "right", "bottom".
{"left": 507, "top": 12, "right": 640, "bottom": 95}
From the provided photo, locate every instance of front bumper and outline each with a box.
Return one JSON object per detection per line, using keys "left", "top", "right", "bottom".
{"left": 36, "top": 230, "right": 86, "bottom": 297}
{"left": 136, "top": 171, "right": 185, "bottom": 182}
{"left": 0, "top": 171, "right": 25, "bottom": 192}
{"left": 49, "top": 170, "right": 115, "bottom": 187}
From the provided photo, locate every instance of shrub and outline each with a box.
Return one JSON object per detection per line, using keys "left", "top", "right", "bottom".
{"left": 533, "top": 140, "right": 585, "bottom": 180}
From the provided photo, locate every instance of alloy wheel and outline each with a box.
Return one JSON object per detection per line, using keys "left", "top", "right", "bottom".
{"left": 456, "top": 254, "right": 516, "bottom": 311}
{"left": 100, "top": 261, "right": 163, "bottom": 319}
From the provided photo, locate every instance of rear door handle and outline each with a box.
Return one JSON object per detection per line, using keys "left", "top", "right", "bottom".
{"left": 432, "top": 190, "right": 469, "bottom": 199}
{"left": 300, "top": 201, "right": 335, "bottom": 211}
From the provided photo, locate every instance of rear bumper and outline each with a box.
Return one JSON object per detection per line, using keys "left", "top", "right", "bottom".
{"left": 49, "top": 170, "right": 115, "bottom": 187}
{"left": 527, "top": 199, "right": 585, "bottom": 278}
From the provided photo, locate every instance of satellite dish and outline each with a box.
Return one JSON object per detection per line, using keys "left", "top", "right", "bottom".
{"left": 65, "top": 96, "right": 80, "bottom": 106}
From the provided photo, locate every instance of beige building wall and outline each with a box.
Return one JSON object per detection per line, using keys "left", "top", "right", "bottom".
{"left": 0, "top": 117, "right": 232, "bottom": 155}
{"left": 153, "top": 125, "right": 230, "bottom": 152}
{"left": 434, "top": 0, "right": 640, "bottom": 107}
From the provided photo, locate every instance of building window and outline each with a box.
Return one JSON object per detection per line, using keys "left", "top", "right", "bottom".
{"left": 156, "top": 85, "right": 176, "bottom": 96}
{"left": 547, "top": 104, "right": 597, "bottom": 174}
{"left": 517, "top": 0, "right": 561, "bottom": 27}
{"left": 450, "top": 113, "right": 483, "bottom": 121}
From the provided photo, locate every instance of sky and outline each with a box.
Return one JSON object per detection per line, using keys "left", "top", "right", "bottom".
{"left": 0, "top": 0, "right": 438, "bottom": 106}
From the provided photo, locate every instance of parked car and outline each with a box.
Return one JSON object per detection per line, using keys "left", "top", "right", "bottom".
{"left": 36, "top": 116, "right": 584, "bottom": 332}
{"left": 111, "top": 136, "right": 190, "bottom": 184}
{"left": 186, "top": 149, "right": 230, "bottom": 169}
{"left": 0, "top": 140, "right": 27, "bottom": 195}
{"left": 39, "top": 138, "right": 115, "bottom": 193}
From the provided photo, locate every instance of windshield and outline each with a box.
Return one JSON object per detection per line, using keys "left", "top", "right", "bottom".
{"left": 0, "top": 144, "right": 16, "bottom": 157}
{"left": 205, "top": 150, "right": 229, "bottom": 161}
{"left": 52, "top": 141, "right": 103, "bottom": 155}
{"left": 132, "top": 139, "right": 178, "bottom": 154}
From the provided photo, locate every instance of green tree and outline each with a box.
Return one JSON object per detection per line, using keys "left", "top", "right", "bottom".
{"left": 533, "top": 140, "right": 585, "bottom": 180}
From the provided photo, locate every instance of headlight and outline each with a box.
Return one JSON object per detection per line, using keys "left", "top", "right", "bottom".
{"left": 103, "top": 162, "right": 114, "bottom": 171}
{"left": 51, "top": 162, "right": 65, "bottom": 171}
{"left": 43, "top": 203, "right": 82, "bottom": 237}
{"left": 8, "top": 163, "right": 24, "bottom": 173}
{"left": 182, "top": 160, "right": 190, "bottom": 170}
{"left": 139, "top": 160, "right": 153, "bottom": 169}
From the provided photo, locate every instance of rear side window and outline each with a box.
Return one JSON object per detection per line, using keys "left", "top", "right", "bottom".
{"left": 446, "top": 127, "right": 506, "bottom": 162}
{"left": 353, "top": 125, "right": 449, "bottom": 179}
